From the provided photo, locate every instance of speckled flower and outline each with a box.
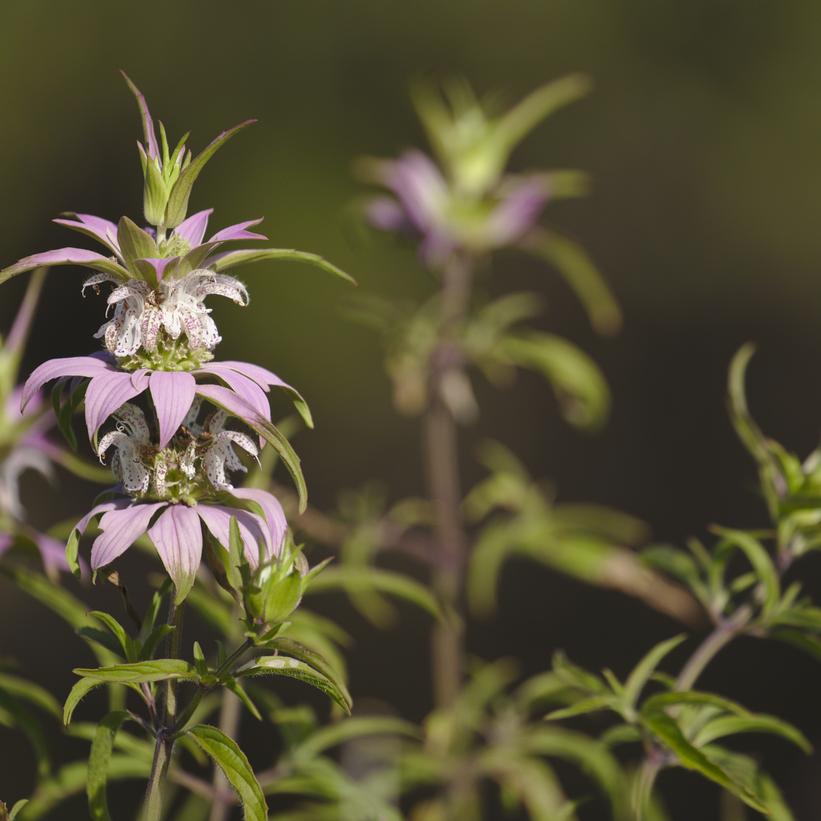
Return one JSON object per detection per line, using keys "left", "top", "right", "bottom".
{"left": 364, "top": 150, "right": 552, "bottom": 266}
{"left": 72, "top": 487, "right": 287, "bottom": 603}
{"left": 88, "top": 266, "right": 249, "bottom": 359}
{"left": 0, "top": 273, "right": 104, "bottom": 577}
{"left": 21, "top": 354, "right": 310, "bottom": 449}
{"left": 74, "top": 398, "right": 286, "bottom": 601}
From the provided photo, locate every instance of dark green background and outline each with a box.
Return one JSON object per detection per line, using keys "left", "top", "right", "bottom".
{"left": 2, "top": 1, "right": 821, "bottom": 818}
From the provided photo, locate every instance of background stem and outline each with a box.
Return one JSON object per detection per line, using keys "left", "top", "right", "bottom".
{"left": 425, "top": 255, "right": 472, "bottom": 708}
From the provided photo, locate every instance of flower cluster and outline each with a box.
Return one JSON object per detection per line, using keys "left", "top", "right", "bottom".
{"left": 2, "top": 76, "right": 350, "bottom": 603}
{"left": 0, "top": 272, "right": 74, "bottom": 577}
{"left": 360, "top": 76, "right": 591, "bottom": 267}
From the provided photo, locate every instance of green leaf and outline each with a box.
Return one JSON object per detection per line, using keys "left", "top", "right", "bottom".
{"left": 8, "top": 800, "right": 27, "bottom": 820}
{"left": 496, "top": 332, "right": 610, "bottom": 429}
{"left": 0, "top": 253, "right": 129, "bottom": 287}
{"left": 88, "top": 611, "right": 136, "bottom": 661}
{"left": 519, "top": 725, "right": 627, "bottom": 817}
{"left": 727, "top": 345, "right": 770, "bottom": 468}
{"left": 239, "top": 656, "right": 352, "bottom": 714}
{"left": 622, "top": 635, "right": 686, "bottom": 710}
{"left": 545, "top": 695, "right": 617, "bottom": 721}
{"left": 63, "top": 678, "right": 107, "bottom": 726}
{"left": 0, "top": 691, "right": 51, "bottom": 778}
{"left": 493, "top": 74, "right": 592, "bottom": 159}
{"left": 164, "top": 120, "right": 256, "bottom": 228}
{"left": 552, "top": 652, "right": 607, "bottom": 694}
{"left": 713, "top": 527, "right": 780, "bottom": 618}
{"left": 73, "top": 659, "right": 199, "bottom": 685}
{"left": 210, "top": 248, "right": 355, "bottom": 285}
{"left": 641, "top": 690, "right": 748, "bottom": 718}
{"left": 641, "top": 711, "right": 766, "bottom": 812}
{"left": 0, "top": 673, "right": 60, "bottom": 718}
{"left": 520, "top": 227, "right": 621, "bottom": 336}
{"left": 19, "top": 756, "right": 149, "bottom": 820}
{"left": 695, "top": 714, "right": 811, "bottom": 753}
{"left": 87, "top": 711, "right": 130, "bottom": 820}
{"left": 186, "top": 725, "right": 268, "bottom": 821}
{"left": 116, "top": 216, "right": 158, "bottom": 267}
{"left": 293, "top": 716, "right": 420, "bottom": 761}
{"left": 224, "top": 678, "right": 262, "bottom": 721}
{"left": 306, "top": 567, "right": 443, "bottom": 622}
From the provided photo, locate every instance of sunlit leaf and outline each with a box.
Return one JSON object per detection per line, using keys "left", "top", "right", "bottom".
{"left": 186, "top": 724, "right": 268, "bottom": 821}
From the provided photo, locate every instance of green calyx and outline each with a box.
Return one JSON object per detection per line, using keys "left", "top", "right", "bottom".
{"left": 117, "top": 336, "right": 213, "bottom": 373}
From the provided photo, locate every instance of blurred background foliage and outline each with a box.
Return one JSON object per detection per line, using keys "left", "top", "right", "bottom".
{"left": 2, "top": 1, "right": 821, "bottom": 817}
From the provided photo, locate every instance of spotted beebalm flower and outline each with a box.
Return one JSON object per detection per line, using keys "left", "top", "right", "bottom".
{"left": 73, "top": 400, "right": 286, "bottom": 601}
{"left": 72, "top": 489, "right": 287, "bottom": 603}
{"left": 358, "top": 77, "right": 600, "bottom": 268}
{"left": 21, "top": 354, "right": 309, "bottom": 449}
{"left": 364, "top": 150, "right": 552, "bottom": 266}
{"left": 88, "top": 266, "right": 248, "bottom": 359}
{"left": 0, "top": 273, "right": 89, "bottom": 577}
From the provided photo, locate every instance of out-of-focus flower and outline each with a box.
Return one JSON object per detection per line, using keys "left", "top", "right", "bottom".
{"left": 0, "top": 271, "right": 97, "bottom": 577}
{"left": 360, "top": 76, "right": 591, "bottom": 268}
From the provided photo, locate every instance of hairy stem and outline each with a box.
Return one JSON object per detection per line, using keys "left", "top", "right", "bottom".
{"left": 425, "top": 255, "right": 472, "bottom": 708}
{"left": 141, "top": 600, "right": 184, "bottom": 821}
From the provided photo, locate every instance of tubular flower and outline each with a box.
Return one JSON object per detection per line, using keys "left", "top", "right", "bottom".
{"left": 359, "top": 77, "right": 600, "bottom": 267}
{"left": 2, "top": 76, "right": 353, "bottom": 598}
{"left": 364, "top": 150, "right": 551, "bottom": 266}
{"left": 87, "top": 266, "right": 249, "bottom": 360}
{"left": 0, "top": 273, "right": 87, "bottom": 577}
{"left": 76, "top": 400, "right": 286, "bottom": 601}
{"left": 72, "top": 488, "right": 287, "bottom": 603}
{"left": 21, "top": 354, "right": 310, "bottom": 448}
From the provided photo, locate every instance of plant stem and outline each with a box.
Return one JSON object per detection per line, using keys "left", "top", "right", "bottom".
{"left": 674, "top": 605, "right": 753, "bottom": 692}
{"left": 425, "top": 255, "right": 472, "bottom": 708}
{"left": 140, "top": 600, "right": 184, "bottom": 821}
{"left": 637, "top": 604, "right": 754, "bottom": 816}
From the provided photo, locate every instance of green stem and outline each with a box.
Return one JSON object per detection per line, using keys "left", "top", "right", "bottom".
{"left": 140, "top": 600, "right": 184, "bottom": 821}
{"left": 674, "top": 606, "right": 753, "bottom": 692}
{"left": 638, "top": 605, "right": 754, "bottom": 814}
{"left": 425, "top": 254, "right": 473, "bottom": 709}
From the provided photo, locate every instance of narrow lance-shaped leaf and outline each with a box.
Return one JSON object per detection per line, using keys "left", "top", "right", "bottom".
{"left": 87, "top": 711, "right": 130, "bottom": 821}
{"left": 641, "top": 711, "right": 767, "bottom": 812}
{"left": 185, "top": 725, "right": 268, "bottom": 821}
{"left": 293, "top": 716, "right": 420, "bottom": 761}
{"left": 238, "top": 655, "right": 352, "bottom": 714}
{"left": 164, "top": 120, "right": 256, "bottom": 228}
{"left": 493, "top": 74, "right": 593, "bottom": 159}
{"left": 622, "top": 635, "right": 686, "bottom": 710}
{"left": 72, "top": 659, "right": 199, "bottom": 685}
{"left": 210, "top": 247, "right": 356, "bottom": 285}
{"left": 694, "top": 714, "right": 811, "bottom": 753}
{"left": 520, "top": 228, "right": 621, "bottom": 336}
{"left": 497, "top": 332, "right": 610, "bottom": 429}
{"left": 713, "top": 527, "right": 780, "bottom": 619}
{"left": 0, "top": 673, "right": 60, "bottom": 718}
{"left": 306, "top": 566, "right": 444, "bottom": 622}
